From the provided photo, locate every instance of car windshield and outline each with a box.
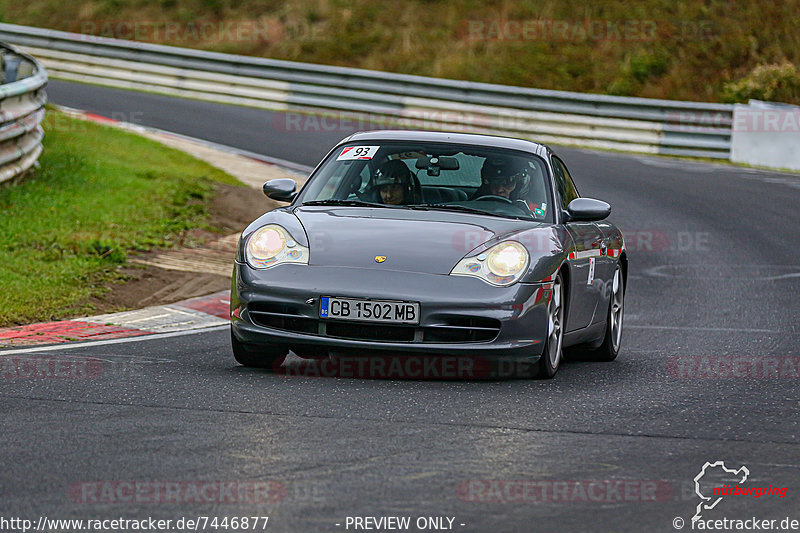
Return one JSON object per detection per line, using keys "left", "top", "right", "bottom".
{"left": 297, "top": 141, "right": 554, "bottom": 222}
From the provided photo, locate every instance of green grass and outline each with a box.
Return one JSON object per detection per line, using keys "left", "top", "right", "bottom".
{"left": 0, "top": 110, "right": 241, "bottom": 326}
{"left": 2, "top": 0, "right": 800, "bottom": 104}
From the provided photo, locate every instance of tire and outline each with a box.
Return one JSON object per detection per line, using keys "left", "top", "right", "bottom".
{"left": 588, "top": 264, "right": 624, "bottom": 362}
{"left": 533, "top": 272, "right": 565, "bottom": 379}
{"left": 231, "top": 329, "right": 287, "bottom": 370}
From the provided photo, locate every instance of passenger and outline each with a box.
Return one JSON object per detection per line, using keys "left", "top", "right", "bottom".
{"left": 371, "top": 160, "right": 419, "bottom": 205}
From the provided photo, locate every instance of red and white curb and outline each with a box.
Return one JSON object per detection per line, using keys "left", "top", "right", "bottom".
{"left": 0, "top": 291, "right": 230, "bottom": 349}
{"left": 0, "top": 108, "right": 306, "bottom": 354}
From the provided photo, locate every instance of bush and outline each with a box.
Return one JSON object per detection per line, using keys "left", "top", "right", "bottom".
{"left": 723, "top": 62, "right": 800, "bottom": 104}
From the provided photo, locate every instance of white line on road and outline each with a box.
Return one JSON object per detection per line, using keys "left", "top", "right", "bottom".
{"left": 0, "top": 325, "right": 228, "bottom": 356}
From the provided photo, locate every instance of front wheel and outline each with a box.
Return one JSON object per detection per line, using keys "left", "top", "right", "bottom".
{"left": 588, "top": 264, "right": 624, "bottom": 361}
{"left": 534, "top": 272, "right": 565, "bottom": 379}
{"left": 231, "top": 329, "right": 287, "bottom": 370}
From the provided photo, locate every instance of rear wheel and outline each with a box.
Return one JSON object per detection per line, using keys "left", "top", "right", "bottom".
{"left": 588, "top": 264, "right": 624, "bottom": 361}
{"left": 231, "top": 329, "right": 287, "bottom": 370}
{"left": 531, "top": 273, "right": 565, "bottom": 379}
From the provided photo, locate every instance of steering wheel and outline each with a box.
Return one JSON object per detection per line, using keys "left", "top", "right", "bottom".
{"left": 473, "top": 195, "right": 514, "bottom": 204}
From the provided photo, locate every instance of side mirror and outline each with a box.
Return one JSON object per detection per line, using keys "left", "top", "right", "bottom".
{"left": 263, "top": 179, "right": 297, "bottom": 202}
{"left": 565, "top": 198, "right": 611, "bottom": 222}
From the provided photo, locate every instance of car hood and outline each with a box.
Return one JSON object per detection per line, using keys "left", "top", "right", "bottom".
{"left": 293, "top": 206, "right": 540, "bottom": 275}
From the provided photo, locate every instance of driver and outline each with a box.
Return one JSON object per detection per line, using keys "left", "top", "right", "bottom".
{"left": 371, "top": 160, "right": 419, "bottom": 205}
{"left": 470, "top": 158, "right": 529, "bottom": 201}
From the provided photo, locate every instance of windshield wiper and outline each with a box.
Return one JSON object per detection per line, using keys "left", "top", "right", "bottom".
{"left": 302, "top": 201, "right": 532, "bottom": 220}
{"left": 302, "top": 199, "right": 397, "bottom": 208}
{"left": 410, "top": 203, "right": 529, "bottom": 220}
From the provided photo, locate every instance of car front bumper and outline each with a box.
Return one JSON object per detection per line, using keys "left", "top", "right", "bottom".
{"left": 231, "top": 262, "right": 552, "bottom": 361}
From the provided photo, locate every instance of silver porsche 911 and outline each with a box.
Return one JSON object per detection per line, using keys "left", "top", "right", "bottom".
{"left": 230, "top": 131, "right": 626, "bottom": 378}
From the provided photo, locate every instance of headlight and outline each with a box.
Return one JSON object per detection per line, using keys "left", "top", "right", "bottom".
{"left": 245, "top": 224, "right": 309, "bottom": 269}
{"left": 450, "top": 241, "right": 529, "bottom": 286}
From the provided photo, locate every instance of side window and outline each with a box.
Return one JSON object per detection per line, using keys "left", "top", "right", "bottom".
{"left": 551, "top": 156, "right": 579, "bottom": 210}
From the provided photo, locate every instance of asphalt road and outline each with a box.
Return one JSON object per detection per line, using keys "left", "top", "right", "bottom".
{"left": 1, "top": 80, "right": 799, "bottom": 532}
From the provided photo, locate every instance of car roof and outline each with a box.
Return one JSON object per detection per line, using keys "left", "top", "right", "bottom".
{"left": 339, "top": 130, "right": 551, "bottom": 158}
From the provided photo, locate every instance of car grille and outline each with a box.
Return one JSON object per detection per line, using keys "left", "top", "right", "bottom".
{"left": 422, "top": 316, "right": 501, "bottom": 343}
{"left": 326, "top": 322, "right": 415, "bottom": 342}
{"left": 247, "top": 303, "right": 500, "bottom": 344}
{"left": 248, "top": 303, "right": 317, "bottom": 334}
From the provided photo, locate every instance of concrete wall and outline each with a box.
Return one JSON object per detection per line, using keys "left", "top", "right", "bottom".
{"left": 730, "top": 100, "right": 800, "bottom": 171}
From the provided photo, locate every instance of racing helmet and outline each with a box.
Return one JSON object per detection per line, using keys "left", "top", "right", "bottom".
{"left": 480, "top": 157, "right": 531, "bottom": 198}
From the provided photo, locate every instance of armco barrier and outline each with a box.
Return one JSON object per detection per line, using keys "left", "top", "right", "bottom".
{"left": 0, "top": 41, "right": 47, "bottom": 185}
{"left": 0, "top": 23, "right": 734, "bottom": 159}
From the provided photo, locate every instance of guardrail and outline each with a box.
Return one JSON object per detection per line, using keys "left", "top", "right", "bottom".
{"left": 0, "top": 41, "right": 47, "bottom": 185}
{"left": 0, "top": 22, "right": 734, "bottom": 159}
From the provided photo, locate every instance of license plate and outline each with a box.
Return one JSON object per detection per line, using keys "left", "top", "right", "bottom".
{"left": 319, "top": 297, "right": 420, "bottom": 325}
